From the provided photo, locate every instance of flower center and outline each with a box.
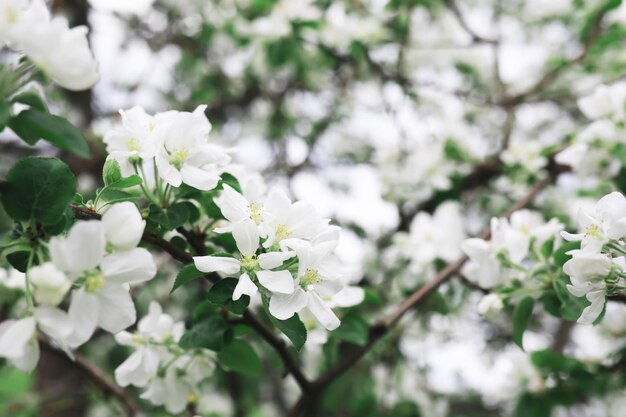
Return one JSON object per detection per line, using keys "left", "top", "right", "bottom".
{"left": 5, "top": 6, "right": 18, "bottom": 23}
{"left": 248, "top": 203, "right": 264, "bottom": 225}
{"left": 241, "top": 256, "right": 258, "bottom": 271}
{"left": 300, "top": 268, "right": 319, "bottom": 287}
{"left": 275, "top": 224, "right": 292, "bottom": 240}
{"left": 585, "top": 223, "right": 602, "bottom": 239}
{"left": 170, "top": 148, "right": 190, "bottom": 170}
{"left": 84, "top": 271, "right": 105, "bottom": 293}
{"left": 126, "top": 137, "right": 139, "bottom": 151}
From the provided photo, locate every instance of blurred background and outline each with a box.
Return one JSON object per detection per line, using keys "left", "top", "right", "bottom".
{"left": 3, "top": 0, "right": 626, "bottom": 416}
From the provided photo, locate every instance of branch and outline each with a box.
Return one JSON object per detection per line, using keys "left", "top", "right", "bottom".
{"left": 443, "top": 0, "right": 497, "bottom": 44}
{"left": 39, "top": 337, "right": 139, "bottom": 417}
{"left": 71, "top": 204, "right": 311, "bottom": 391}
{"left": 288, "top": 171, "right": 561, "bottom": 416}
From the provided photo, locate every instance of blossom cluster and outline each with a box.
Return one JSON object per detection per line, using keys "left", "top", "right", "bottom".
{"left": 560, "top": 192, "right": 626, "bottom": 324}
{"left": 0, "top": 203, "right": 156, "bottom": 371}
{"left": 0, "top": 0, "right": 99, "bottom": 90}
{"left": 194, "top": 182, "right": 363, "bottom": 331}
{"left": 103, "top": 105, "right": 230, "bottom": 195}
{"left": 114, "top": 302, "right": 214, "bottom": 414}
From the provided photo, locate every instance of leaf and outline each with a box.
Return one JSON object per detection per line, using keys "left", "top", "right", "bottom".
{"left": 262, "top": 294, "right": 307, "bottom": 350}
{"left": 0, "top": 100, "right": 10, "bottom": 131}
{"left": 333, "top": 313, "right": 369, "bottom": 346}
{"left": 8, "top": 109, "right": 90, "bottom": 158}
{"left": 1, "top": 157, "right": 76, "bottom": 225}
{"left": 206, "top": 278, "right": 250, "bottom": 314}
{"left": 149, "top": 203, "right": 190, "bottom": 230}
{"left": 102, "top": 159, "right": 142, "bottom": 188}
{"left": 11, "top": 91, "right": 47, "bottom": 111}
{"left": 530, "top": 349, "right": 585, "bottom": 374}
{"left": 514, "top": 393, "right": 552, "bottom": 417}
{"left": 171, "top": 264, "right": 206, "bottom": 293}
{"left": 512, "top": 296, "right": 534, "bottom": 350}
{"left": 98, "top": 188, "right": 138, "bottom": 204}
{"left": 217, "top": 339, "right": 261, "bottom": 376}
{"left": 179, "top": 315, "right": 233, "bottom": 351}
{"left": 6, "top": 251, "right": 34, "bottom": 272}
{"left": 554, "top": 241, "right": 581, "bottom": 267}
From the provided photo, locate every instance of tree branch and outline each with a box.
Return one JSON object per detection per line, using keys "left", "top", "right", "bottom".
{"left": 39, "top": 337, "right": 139, "bottom": 417}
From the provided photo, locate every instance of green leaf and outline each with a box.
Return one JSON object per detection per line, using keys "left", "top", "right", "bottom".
{"left": 171, "top": 264, "right": 206, "bottom": 293}
{"left": 514, "top": 393, "right": 552, "bottom": 417}
{"left": 530, "top": 349, "right": 585, "bottom": 374}
{"left": 262, "top": 294, "right": 307, "bottom": 350}
{"left": 333, "top": 313, "right": 369, "bottom": 346}
{"left": 0, "top": 100, "right": 10, "bottom": 131}
{"left": 149, "top": 203, "right": 190, "bottom": 230}
{"left": 553, "top": 241, "right": 581, "bottom": 267}
{"left": 11, "top": 91, "right": 47, "bottom": 111}
{"left": 512, "top": 296, "right": 534, "bottom": 350}
{"left": 6, "top": 251, "right": 34, "bottom": 272}
{"left": 207, "top": 278, "right": 250, "bottom": 315}
{"left": 8, "top": 109, "right": 90, "bottom": 158}
{"left": 102, "top": 159, "right": 142, "bottom": 188}
{"left": 1, "top": 157, "right": 76, "bottom": 225}
{"left": 179, "top": 315, "right": 233, "bottom": 351}
{"left": 98, "top": 188, "right": 138, "bottom": 204}
{"left": 217, "top": 339, "right": 261, "bottom": 376}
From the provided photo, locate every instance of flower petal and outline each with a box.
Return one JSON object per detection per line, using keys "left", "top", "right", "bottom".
{"left": 268, "top": 288, "right": 308, "bottom": 320}
{"left": 307, "top": 291, "right": 340, "bottom": 331}
{"left": 101, "top": 248, "right": 157, "bottom": 285}
{"left": 232, "top": 219, "right": 259, "bottom": 257}
{"left": 233, "top": 273, "right": 258, "bottom": 300}
{"left": 193, "top": 256, "right": 240, "bottom": 275}
{"left": 96, "top": 285, "right": 136, "bottom": 334}
{"left": 257, "top": 270, "right": 294, "bottom": 294}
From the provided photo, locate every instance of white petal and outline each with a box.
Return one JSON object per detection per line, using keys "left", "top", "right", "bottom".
{"left": 268, "top": 288, "right": 308, "bottom": 320}
{"left": 232, "top": 219, "right": 259, "bottom": 257}
{"left": 257, "top": 270, "right": 294, "bottom": 294}
{"left": 96, "top": 285, "right": 137, "bottom": 334}
{"left": 331, "top": 286, "right": 365, "bottom": 308}
{"left": 101, "top": 248, "right": 157, "bottom": 284}
{"left": 49, "top": 221, "right": 105, "bottom": 274}
{"left": 233, "top": 273, "right": 258, "bottom": 300}
{"left": 155, "top": 153, "right": 182, "bottom": 187}
{"left": 307, "top": 291, "right": 340, "bottom": 331}
{"left": 216, "top": 185, "right": 249, "bottom": 223}
{"left": 180, "top": 165, "right": 220, "bottom": 191}
{"left": 193, "top": 256, "right": 240, "bottom": 275}
{"left": 0, "top": 317, "right": 36, "bottom": 359}
{"left": 578, "top": 292, "right": 605, "bottom": 324}
{"left": 258, "top": 251, "right": 295, "bottom": 269}
{"left": 67, "top": 289, "right": 99, "bottom": 348}
{"left": 101, "top": 202, "right": 145, "bottom": 250}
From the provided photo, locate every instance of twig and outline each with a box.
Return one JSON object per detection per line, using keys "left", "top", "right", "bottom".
{"left": 39, "top": 337, "right": 139, "bottom": 417}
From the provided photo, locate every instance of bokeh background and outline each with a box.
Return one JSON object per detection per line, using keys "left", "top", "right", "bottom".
{"left": 3, "top": 0, "right": 626, "bottom": 416}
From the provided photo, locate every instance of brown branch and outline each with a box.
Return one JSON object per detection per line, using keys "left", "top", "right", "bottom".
{"left": 70, "top": 204, "right": 311, "bottom": 391}
{"left": 443, "top": 0, "right": 497, "bottom": 44}
{"left": 288, "top": 171, "right": 561, "bottom": 416}
{"left": 39, "top": 337, "right": 139, "bottom": 417}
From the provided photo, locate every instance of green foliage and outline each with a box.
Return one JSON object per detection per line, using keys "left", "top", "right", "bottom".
{"left": 333, "top": 313, "right": 369, "bottom": 346}
{"left": 1, "top": 157, "right": 76, "bottom": 225}
{"left": 102, "top": 160, "right": 142, "bottom": 188}
{"left": 207, "top": 278, "right": 251, "bottom": 315}
{"left": 8, "top": 108, "right": 90, "bottom": 158}
{"left": 179, "top": 314, "right": 233, "bottom": 352}
{"left": 217, "top": 339, "right": 261, "bottom": 376}
{"left": 512, "top": 296, "right": 534, "bottom": 350}
{"left": 262, "top": 294, "right": 307, "bottom": 350}
{"left": 171, "top": 264, "right": 206, "bottom": 293}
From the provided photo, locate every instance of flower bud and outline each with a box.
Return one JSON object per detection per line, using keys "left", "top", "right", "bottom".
{"left": 477, "top": 294, "right": 504, "bottom": 319}
{"left": 28, "top": 263, "right": 71, "bottom": 306}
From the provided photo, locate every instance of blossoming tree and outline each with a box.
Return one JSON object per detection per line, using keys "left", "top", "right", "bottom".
{"left": 2, "top": 0, "right": 626, "bottom": 416}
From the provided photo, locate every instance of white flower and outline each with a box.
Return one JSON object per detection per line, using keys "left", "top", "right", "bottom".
{"left": 103, "top": 106, "right": 159, "bottom": 176}
{"left": 49, "top": 208, "right": 156, "bottom": 347}
{"left": 561, "top": 192, "right": 626, "bottom": 253}
{"left": 563, "top": 250, "right": 613, "bottom": 324}
{"left": 477, "top": 293, "right": 504, "bottom": 319}
{"left": 577, "top": 82, "right": 626, "bottom": 121}
{"left": 0, "top": 307, "right": 73, "bottom": 372}
{"left": 462, "top": 217, "right": 529, "bottom": 288}
{"left": 213, "top": 184, "right": 269, "bottom": 232}
{"left": 101, "top": 202, "right": 146, "bottom": 251}
{"left": 509, "top": 210, "right": 564, "bottom": 246}
{"left": 194, "top": 219, "right": 296, "bottom": 300}
{"left": 0, "top": 267, "right": 25, "bottom": 290}
{"left": 268, "top": 239, "right": 343, "bottom": 331}
{"left": 154, "top": 106, "right": 230, "bottom": 190}
{"left": 28, "top": 262, "right": 71, "bottom": 306}
{"left": 115, "top": 302, "right": 184, "bottom": 388}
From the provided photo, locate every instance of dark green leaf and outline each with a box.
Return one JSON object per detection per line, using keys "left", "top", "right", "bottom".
{"left": 1, "top": 157, "right": 76, "bottom": 225}
{"left": 11, "top": 91, "right": 47, "bottom": 111}
{"left": 514, "top": 393, "right": 552, "bottom": 417}
{"left": 8, "top": 109, "right": 90, "bottom": 158}
{"left": 333, "top": 313, "right": 369, "bottom": 346}
{"left": 207, "top": 278, "right": 250, "bottom": 315}
{"left": 262, "top": 294, "right": 307, "bottom": 350}
{"left": 217, "top": 339, "right": 261, "bottom": 376}
{"left": 512, "top": 296, "right": 534, "bottom": 350}
{"left": 98, "top": 188, "right": 138, "bottom": 204}
{"left": 179, "top": 315, "right": 233, "bottom": 351}
{"left": 554, "top": 241, "right": 581, "bottom": 267}
{"left": 171, "top": 264, "right": 206, "bottom": 293}
{"left": 0, "top": 100, "right": 10, "bottom": 131}
{"left": 6, "top": 251, "right": 33, "bottom": 272}
{"left": 102, "top": 159, "right": 142, "bottom": 188}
